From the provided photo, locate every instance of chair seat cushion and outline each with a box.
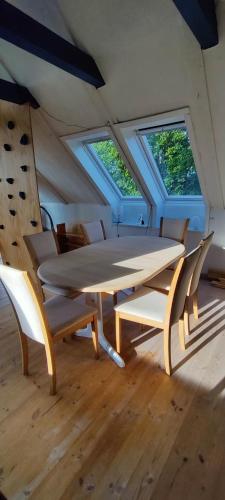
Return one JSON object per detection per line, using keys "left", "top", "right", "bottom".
{"left": 144, "top": 269, "right": 173, "bottom": 292}
{"left": 114, "top": 287, "right": 167, "bottom": 324}
{"left": 44, "top": 296, "right": 97, "bottom": 335}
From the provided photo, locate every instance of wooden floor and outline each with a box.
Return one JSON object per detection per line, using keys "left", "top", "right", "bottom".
{"left": 1, "top": 281, "right": 225, "bottom": 499}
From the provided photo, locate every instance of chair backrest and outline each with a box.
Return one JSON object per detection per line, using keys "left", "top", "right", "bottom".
{"left": 160, "top": 217, "right": 189, "bottom": 244}
{"left": 166, "top": 245, "right": 202, "bottom": 326}
{"left": 24, "top": 230, "right": 59, "bottom": 271}
{"left": 80, "top": 220, "right": 106, "bottom": 245}
{"left": 0, "top": 265, "right": 48, "bottom": 345}
{"left": 189, "top": 231, "right": 214, "bottom": 297}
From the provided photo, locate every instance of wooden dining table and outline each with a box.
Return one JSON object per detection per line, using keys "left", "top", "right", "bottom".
{"left": 38, "top": 235, "right": 185, "bottom": 367}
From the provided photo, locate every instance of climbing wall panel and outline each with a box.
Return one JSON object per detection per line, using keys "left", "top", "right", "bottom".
{"left": 0, "top": 100, "right": 42, "bottom": 281}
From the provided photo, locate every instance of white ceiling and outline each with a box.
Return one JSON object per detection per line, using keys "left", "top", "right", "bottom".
{"left": 0, "top": 0, "right": 224, "bottom": 209}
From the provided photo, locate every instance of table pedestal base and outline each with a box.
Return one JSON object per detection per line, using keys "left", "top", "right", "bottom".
{"left": 76, "top": 292, "right": 125, "bottom": 368}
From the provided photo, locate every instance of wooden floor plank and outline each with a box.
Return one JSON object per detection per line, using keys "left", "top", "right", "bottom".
{"left": 1, "top": 281, "right": 225, "bottom": 499}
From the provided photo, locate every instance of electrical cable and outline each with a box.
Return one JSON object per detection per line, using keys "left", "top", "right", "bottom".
{"left": 41, "top": 107, "right": 89, "bottom": 129}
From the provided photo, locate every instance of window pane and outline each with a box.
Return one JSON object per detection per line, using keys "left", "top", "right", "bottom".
{"left": 90, "top": 139, "right": 141, "bottom": 197}
{"left": 144, "top": 127, "right": 201, "bottom": 196}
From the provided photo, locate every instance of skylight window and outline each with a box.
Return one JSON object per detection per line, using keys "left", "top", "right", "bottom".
{"left": 139, "top": 123, "right": 201, "bottom": 196}
{"left": 86, "top": 138, "right": 141, "bottom": 198}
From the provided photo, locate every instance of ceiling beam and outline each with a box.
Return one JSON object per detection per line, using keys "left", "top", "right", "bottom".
{"left": 0, "top": 0, "right": 105, "bottom": 88}
{"left": 0, "top": 78, "right": 39, "bottom": 108}
{"left": 173, "top": 0, "right": 218, "bottom": 49}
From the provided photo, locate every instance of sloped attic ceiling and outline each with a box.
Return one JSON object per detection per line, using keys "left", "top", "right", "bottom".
{"left": 0, "top": 0, "right": 224, "bottom": 209}
{"left": 31, "top": 109, "right": 106, "bottom": 205}
{"left": 0, "top": 0, "right": 107, "bottom": 205}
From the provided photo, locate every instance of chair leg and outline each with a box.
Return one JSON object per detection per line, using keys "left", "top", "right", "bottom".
{"left": 163, "top": 326, "right": 172, "bottom": 376}
{"left": 19, "top": 331, "right": 29, "bottom": 376}
{"left": 45, "top": 343, "right": 57, "bottom": 395}
{"left": 192, "top": 291, "right": 199, "bottom": 320}
{"left": 115, "top": 312, "right": 122, "bottom": 353}
{"left": 113, "top": 293, "right": 117, "bottom": 306}
{"left": 91, "top": 316, "right": 99, "bottom": 359}
{"left": 179, "top": 319, "right": 185, "bottom": 351}
{"left": 183, "top": 298, "right": 190, "bottom": 336}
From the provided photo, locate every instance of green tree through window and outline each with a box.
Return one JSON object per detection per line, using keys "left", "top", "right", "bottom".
{"left": 144, "top": 127, "right": 201, "bottom": 196}
{"left": 89, "top": 139, "right": 141, "bottom": 197}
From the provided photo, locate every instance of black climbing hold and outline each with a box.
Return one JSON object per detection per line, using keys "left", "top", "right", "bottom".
{"left": 19, "top": 191, "right": 26, "bottom": 200}
{"left": 7, "top": 121, "right": 15, "bottom": 130}
{"left": 20, "top": 165, "right": 28, "bottom": 172}
{"left": 6, "top": 262, "right": 10, "bottom": 266}
{"left": 9, "top": 209, "right": 16, "bottom": 216}
{"left": 4, "top": 144, "right": 11, "bottom": 151}
{"left": 30, "top": 220, "right": 37, "bottom": 227}
{"left": 8, "top": 194, "right": 13, "bottom": 199}
{"left": 0, "top": 225, "right": 4, "bottom": 229}
{"left": 12, "top": 241, "right": 17, "bottom": 246}
{"left": 20, "top": 134, "right": 29, "bottom": 145}
{"left": 6, "top": 178, "right": 14, "bottom": 184}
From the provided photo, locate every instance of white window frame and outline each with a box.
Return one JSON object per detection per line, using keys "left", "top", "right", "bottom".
{"left": 61, "top": 109, "right": 207, "bottom": 231}
{"left": 61, "top": 126, "right": 149, "bottom": 228}
{"left": 83, "top": 136, "right": 143, "bottom": 201}
{"left": 114, "top": 108, "right": 207, "bottom": 229}
{"left": 137, "top": 121, "right": 203, "bottom": 201}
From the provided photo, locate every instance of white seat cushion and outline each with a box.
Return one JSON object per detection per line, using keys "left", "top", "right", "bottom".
{"left": 114, "top": 286, "right": 167, "bottom": 324}
{"left": 44, "top": 296, "right": 97, "bottom": 335}
{"left": 144, "top": 269, "right": 173, "bottom": 292}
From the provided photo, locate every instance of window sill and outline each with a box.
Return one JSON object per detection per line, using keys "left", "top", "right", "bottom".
{"left": 112, "top": 222, "right": 148, "bottom": 228}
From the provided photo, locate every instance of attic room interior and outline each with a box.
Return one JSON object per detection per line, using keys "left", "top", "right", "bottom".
{"left": 1, "top": 0, "right": 225, "bottom": 498}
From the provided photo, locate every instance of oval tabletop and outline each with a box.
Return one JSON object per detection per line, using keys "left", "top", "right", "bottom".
{"left": 38, "top": 236, "right": 184, "bottom": 293}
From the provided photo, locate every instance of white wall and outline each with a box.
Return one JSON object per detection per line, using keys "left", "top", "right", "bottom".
{"left": 42, "top": 203, "right": 113, "bottom": 236}
{"left": 31, "top": 109, "right": 105, "bottom": 205}
{"left": 1, "top": 0, "right": 225, "bottom": 271}
{"left": 0, "top": 0, "right": 221, "bottom": 207}
{"left": 204, "top": 208, "right": 225, "bottom": 272}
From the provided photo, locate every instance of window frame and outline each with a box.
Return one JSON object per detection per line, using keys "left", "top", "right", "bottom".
{"left": 61, "top": 109, "right": 207, "bottom": 232}
{"left": 82, "top": 135, "right": 143, "bottom": 202}
{"left": 137, "top": 121, "right": 203, "bottom": 201}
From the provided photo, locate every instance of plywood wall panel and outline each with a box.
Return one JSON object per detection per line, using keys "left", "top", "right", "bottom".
{"left": 0, "top": 100, "right": 42, "bottom": 282}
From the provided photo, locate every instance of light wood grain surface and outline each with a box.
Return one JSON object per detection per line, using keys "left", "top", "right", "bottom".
{"left": 0, "top": 100, "right": 42, "bottom": 288}
{"left": 38, "top": 236, "right": 184, "bottom": 293}
{"left": 1, "top": 281, "right": 225, "bottom": 499}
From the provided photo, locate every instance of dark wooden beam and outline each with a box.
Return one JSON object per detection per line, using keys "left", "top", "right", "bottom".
{"left": 0, "top": 78, "right": 39, "bottom": 108}
{"left": 173, "top": 0, "right": 218, "bottom": 49}
{"left": 0, "top": 0, "right": 105, "bottom": 88}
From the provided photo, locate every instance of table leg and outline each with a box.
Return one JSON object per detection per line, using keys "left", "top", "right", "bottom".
{"left": 76, "top": 293, "right": 125, "bottom": 368}
{"left": 95, "top": 292, "right": 125, "bottom": 368}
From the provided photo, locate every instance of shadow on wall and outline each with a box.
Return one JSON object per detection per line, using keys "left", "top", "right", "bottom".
{"left": 205, "top": 244, "right": 225, "bottom": 273}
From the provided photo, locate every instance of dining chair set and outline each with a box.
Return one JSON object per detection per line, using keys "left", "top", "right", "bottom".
{"left": 115, "top": 228, "right": 213, "bottom": 375}
{"left": 0, "top": 217, "right": 213, "bottom": 394}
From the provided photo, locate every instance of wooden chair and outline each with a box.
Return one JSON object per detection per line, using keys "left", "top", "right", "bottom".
{"left": 56, "top": 223, "right": 86, "bottom": 252}
{"left": 144, "top": 232, "right": 214, "bottom": 341}
{"left": 0, "top": 264, "right": 99, "bottom": 395}
{"left": 80, "top": 220, "right": 118, "bottom": 305}
{"left": 159, "top": 216, "right": 190, "bottom": 272}
{"left": 79, "top": 220, "right": 106, "bottom": 245}
{"left": 159, "top": 217, "right": 190, "bottom": 243}
{"left": 24, "top": 231, "right": 78, "bottom": 299}
{"left": 114, "top": 245, "right": 201, "bottom": 375}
